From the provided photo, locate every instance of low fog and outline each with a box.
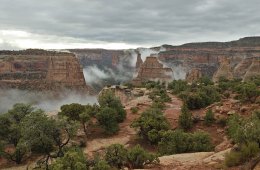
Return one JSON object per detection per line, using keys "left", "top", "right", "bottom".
{"left": 82, "top": 47, "right": 171, "bottom": 89}
{"left": 0, "top": 89, "right": 97, "bottom": 114}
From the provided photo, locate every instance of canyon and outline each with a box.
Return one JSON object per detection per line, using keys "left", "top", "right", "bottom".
{"left": 0, "top": 37, "right": 260, "bottom": 92}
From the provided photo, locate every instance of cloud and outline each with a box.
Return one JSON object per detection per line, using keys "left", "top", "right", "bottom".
{"left": 0, "top": 0, "right": 259, "bottom": 49}
{"left": 83, "top": 65, "right": 110, "bottom": 84}
{"left": 0, "top": 89, "right": 97, "bottom": 114}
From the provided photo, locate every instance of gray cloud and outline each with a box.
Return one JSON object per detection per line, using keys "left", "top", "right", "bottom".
{"left": 0, "top": 0, "right": 260, "bottom": 49}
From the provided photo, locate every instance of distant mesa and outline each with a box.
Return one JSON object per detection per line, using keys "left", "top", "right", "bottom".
{"left": 132, "top": 54, "right": 173, "bottom": 85}
{"left": 0, "top": 49, "right": 91, "bottom": 92}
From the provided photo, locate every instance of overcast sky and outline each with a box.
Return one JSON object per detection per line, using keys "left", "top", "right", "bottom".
{"left": 0, "top": 0, "right": 259, "bottom": 50}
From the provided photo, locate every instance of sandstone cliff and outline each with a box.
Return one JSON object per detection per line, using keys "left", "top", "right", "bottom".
{"left": 213, "top": 57, "right": 233, "bottom": 82}
{"left": 159, "top": 37, "right": 260, "bottom": 80}
{"left": 135, "top": 52, "right": 143, "bottom": 70}
{"left": 0, "top": 49, "right": 90, "bottom": 92}
{"left": 186, "top": 68, "right": 202, "bottom": 83}
{"left": 243, "top": 57, "right": 260, "bottom": 81}
{"left": 132, "top": 55, "right": 173, "bottom": 85}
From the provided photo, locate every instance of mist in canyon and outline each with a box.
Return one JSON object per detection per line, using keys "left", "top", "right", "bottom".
{"left": 80, "top": 46, "right": 187, "bottom": 89}
{"left": 0, "top": 89, "right": 97, "bottom": 114}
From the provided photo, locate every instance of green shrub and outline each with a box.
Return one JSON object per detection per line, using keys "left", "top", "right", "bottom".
{"left": 225, "top": 151, "right": 242, "bottom": 167}
{"left": 158, "top": 130, "right": 213, "bottom": 155}
{"left": 178, "top": 104, "right": 193, "bottom": 130}
{"left": 225, "top": 142, "right": 260, "bottom": 167}
{"left": 185, "top": 93, "right": 205, "bottom": 109}
{"left": 127, "top": 145, "right": 159, "bottom": 169}
{"left": 93, "top": 160, "right": 111, "bottom": 170}
{"left": 204, "top": 109, "right": 215, "bottom": 126}
{"left": 105, "top": 144, "right": 127, "bottom": 169}
{"left": 131, "top": 108, "right": 170, "bottom": 144}
{"left": 235, "top": 82, "right": 260, "bottom": 103}
{"left": 50, "top": 147, "right": 87, "bottom": 170}
{"left": 96, "top": 107, "right": 119, "bottom": 135}
{"left": 98, "top": 90, "right": 126, "bottom": 122}
{"left": 168, "top": 80, "right": 189, "bottom": 94}
{"left": 192, "top": 131, "right": 213, "bottom": 152}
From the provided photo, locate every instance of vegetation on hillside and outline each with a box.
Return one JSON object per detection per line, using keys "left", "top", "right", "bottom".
{"left": 1, "top": 76, "right": 259, "bottom": 169}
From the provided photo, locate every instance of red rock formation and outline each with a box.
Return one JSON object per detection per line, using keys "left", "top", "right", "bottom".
{"left": 213, "top": 57, "right": 233, "bottom": 82}
{"left": 158, "top": 37, "right": 260, "bottom": 79}
{"left": 112, "top": 54, "right": 120, "bottom": 67}
{"left": 135, "top": 52, "right": 143, "bottom": 70}
{"left": 132, "top": 56, "right": 173, "bottom": 85}
{"left": 243, "top": 57, "right": 260, "bottom": 81}
{"left": 233, "top": 58, "right": 253, "bottom": 79}
{"left": 46, "top": 56, "right": 86, "bottom": 89}
{"left": 186, "top": 68, "right": 202, "bottom": 83}
{"left": 0, "top": 50, "right": 90, "bottom": 92}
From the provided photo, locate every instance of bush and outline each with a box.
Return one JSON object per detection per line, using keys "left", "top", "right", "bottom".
{"left": 105, "top": 144, "right": 127, "bottom": 169}
{"left": 185, "top": 93, "right": 205, "bottom": 109}
{"left": 225, "top": 151, "right": 242, "bottom": 167}
{"left": 178, "top": 104, "right": 193, "bottom": 130}
{"left": 227, "top": 112, "right": 260, "bottom": 146}
{"left": 158, "top": 130, "right": 192, "bottom": 154}
{"left": 96, "top": 107, "right": 119, "bottom": 135}
{"left": 98, "top": 90, "right": 126, "bottom": 122}
{"left": 225, "top": 142, "right": 260, "bottom": 167}
{"left": 192, "top": 131, "right": 213, "bottom": 152}
{"left": 93, "top": 160, "right": 111, "bottom": 170}
{"left": 131, "top": 108, "right": 170, "bottom": 144}
{"left": 235, "top": 82, "right": 260, "bottom": 103}
{"left": 158, "top": 130, "right": 213, "bottom": 155}
{"left": 168, "top": 80, "right": 189, "bottom": 94}
{"left": 127, "top": 145, "right": 159, "bottom": 169}
{"left": 197, "top": 76, "right": 214, "bottom": 86}
{"left": 50, "top": 147, "right": 87, "bottom": 170}
{"left": 204, "top": 109, "right": 215, "bottom": 126}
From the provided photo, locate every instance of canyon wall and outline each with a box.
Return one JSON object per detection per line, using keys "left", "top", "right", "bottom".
{"left": 0, "top": 49, "right": 90, "bottom": 92}
{"left": 1, "top": 37, "right": 259, "bottom": 92}
{"left": 158, "top": 37, "right": 260, "bottom": 81}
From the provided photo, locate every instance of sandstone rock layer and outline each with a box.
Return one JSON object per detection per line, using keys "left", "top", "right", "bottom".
{"left": 133, "top": 56, "right": 173, "bottom": 85}
{"left": 0, "top": 49, "right": 89, "bottom": 92}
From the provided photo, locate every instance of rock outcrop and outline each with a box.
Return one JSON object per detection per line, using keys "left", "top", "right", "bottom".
{"left": 159, "top": 37, "right": 260, "bottom": 80}
{"left": 186, "top": 68, "right": 202, "bottom": 83}
{"left": 213, "top": 57, "right": 233, "bottom": 82}
{"left": 135, "top": 52, "right": 143, "bottom": 70}
{"left": 243, "top": 57, "right": 260, "bottom": 81}
{"left": 132, "top": 55, "right": 173, "bottom": 85}
{"left": 0, "top": 49, "right": 90, "bottom": 92}
{"left": 233, "top": 57, "right": 253, "bottom": 78}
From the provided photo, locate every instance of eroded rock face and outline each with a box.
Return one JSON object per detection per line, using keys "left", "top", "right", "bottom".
{"left": 0, "top": 49, "right": 90, "bottom": 92}
{"left": 213, "top": 57, "right": 233, "bottom": 82}
{"left": 243, "top": 57, "right": 260, "bottom": 81}
{"left": 186, "top": 68, "right": 202, "bottom": 83}
{"left": 135, "top": 52, "right": 143, "bottom": 70}
{"left": 159, "top": 37, "right": 260, "bottom": 80}
{"left": 132, "top": 55, "right": 173, "bottom": 85}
